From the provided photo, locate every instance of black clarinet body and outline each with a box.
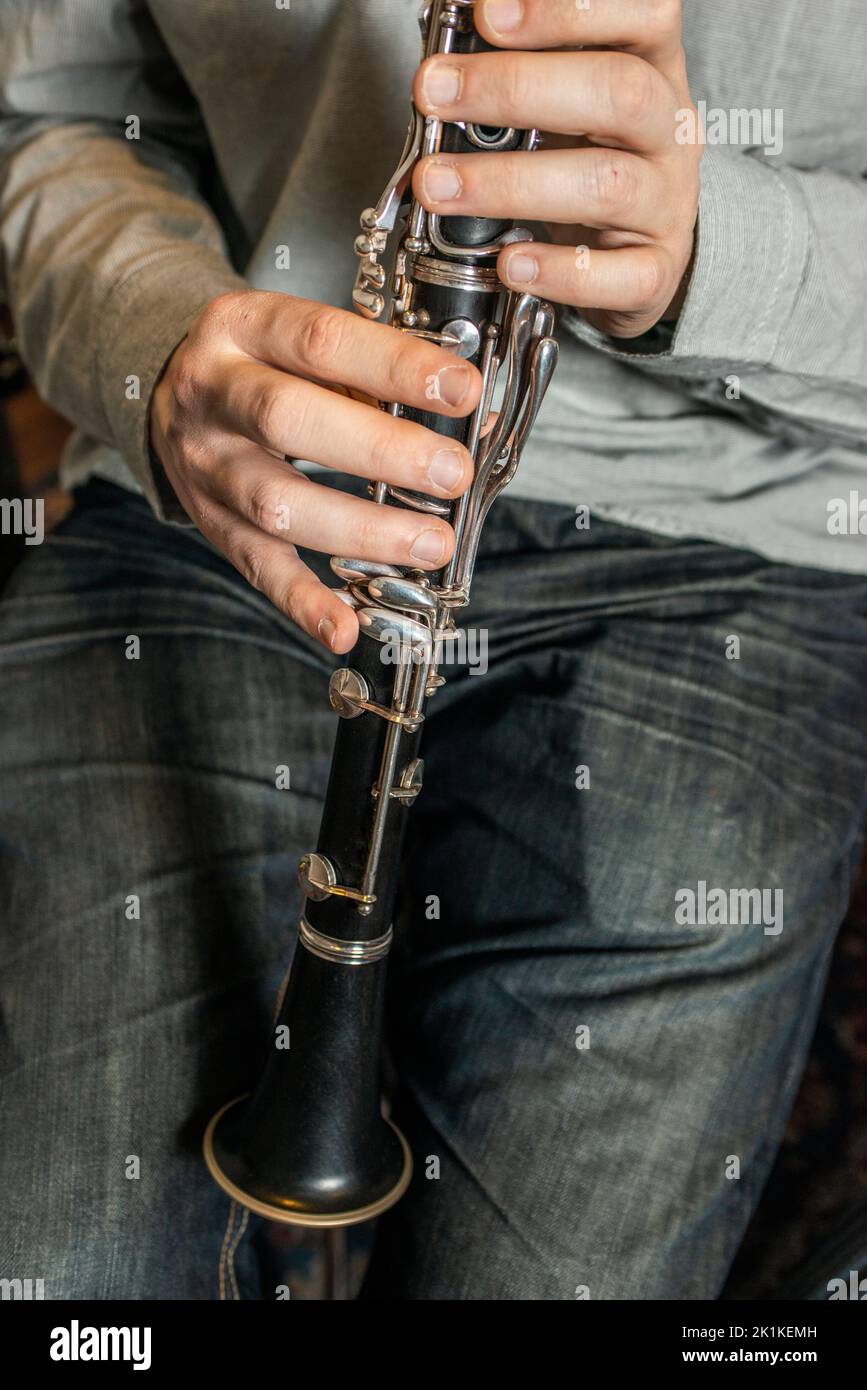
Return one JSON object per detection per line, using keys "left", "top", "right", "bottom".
{"left": 204, "top": 0, "right": 558, "bottom": 1227}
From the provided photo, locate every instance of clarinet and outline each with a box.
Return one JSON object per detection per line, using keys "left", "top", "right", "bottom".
{"left": 203, "top": 0, "right": 558, "bottom": 1228}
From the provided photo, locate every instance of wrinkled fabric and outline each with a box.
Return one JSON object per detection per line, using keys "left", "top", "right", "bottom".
{"left": 1, "top": 477, "right": 866, "bottom": 1298}
{"left": 0, "top": 1, "right": 866, "bottom": 569}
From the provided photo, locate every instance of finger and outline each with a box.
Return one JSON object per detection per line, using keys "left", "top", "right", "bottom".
{"left": 329, "top": 385, "right": 381, "bottom": 409}
{"left": 499, "top": 240, "right": 674, "bottom": 333}
{"left": 203, "top": 439, "right": 457, "bottom": 572}
{"left": 475, "top": 0, "right": 685, "bottom": 78}
{"left": 193, "top": 497, "right": 361, "bottom": 654}
{"left": 212, "top": 357, "right": 474, "bottom": 500}
{"left": 414, "top": 49, "right": 675, "bottom": 153}
{"left": 414, "top": 147, "right": 665, "bottom": 236}
{"left": 216, "top": 294, "right": 482, "bottom": 417}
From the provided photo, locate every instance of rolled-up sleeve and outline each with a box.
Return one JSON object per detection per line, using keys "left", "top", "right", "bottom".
{"left": 0, "top": 1, "right": 248, "bottom": 518}
{"left": 562, "top": 147, "right": 867, "bottom": 450}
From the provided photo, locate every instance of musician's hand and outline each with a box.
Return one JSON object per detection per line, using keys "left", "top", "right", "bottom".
{"left": 413, "top": 0, "right": 701, "bottom": 338}
{"left": 149, "top": 290, "right": 481, "bottom": 652}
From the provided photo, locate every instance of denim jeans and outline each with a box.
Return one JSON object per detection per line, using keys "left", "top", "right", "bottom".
{"left": 1, "top": 476, "right": 866, "bottom": 1301}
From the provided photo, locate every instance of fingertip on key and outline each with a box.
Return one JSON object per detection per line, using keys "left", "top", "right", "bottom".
{"left": 410, "top": 528, "right": 449, "bottom": 566}
{"left": 428, "top": 364, "right": 475, "bottom": 409}
{"left": 482, "top": 0, "right": 524, "bottom": 38}
{"left": 319, "top": 608, "right": 359, "bottom": 655}
{"left": 504, "top": 252, "right": 540, "bottom": 286}
{"left": 421, "top": 62, "right": 463, "bottom": 109}
{"left": 428, "top": 448, "right": 467, "bottom": 494}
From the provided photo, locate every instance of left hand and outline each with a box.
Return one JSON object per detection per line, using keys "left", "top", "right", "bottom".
{"left": 412, "top": 0, "right": 701, "bottom": 339}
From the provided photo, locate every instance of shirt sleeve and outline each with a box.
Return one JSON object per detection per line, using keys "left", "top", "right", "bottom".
{"left": 0, "top": 1, "right": 248, "bottom": 519}
{"left": 560, "top": 147, "right": 867, "bottom": 451}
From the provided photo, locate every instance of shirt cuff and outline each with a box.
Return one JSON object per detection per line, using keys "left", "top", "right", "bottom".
{"left": 560, "top": 148, "right": 811, "bottom": 378}
{"left": 97, "top": 249, "right": 247, "bottom": 521}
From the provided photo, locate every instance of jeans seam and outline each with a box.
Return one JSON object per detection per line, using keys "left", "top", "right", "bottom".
{"left": 218, "top": 1201, "right": 250, "bottom": 1301}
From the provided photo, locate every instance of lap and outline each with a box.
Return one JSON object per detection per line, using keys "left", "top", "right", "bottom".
{"left": 0, "top": 480, "right": 333, "bottom": 1297}
{"left": 365, "top": 505, "right": 867, "bottom": 1298}
{"left": 2, "top": 480, "right": 866, "bottom": 1299}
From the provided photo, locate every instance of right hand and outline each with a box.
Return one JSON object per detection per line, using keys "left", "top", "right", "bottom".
{"left": 149, "top": 289, "right": 482, "bottom": 654}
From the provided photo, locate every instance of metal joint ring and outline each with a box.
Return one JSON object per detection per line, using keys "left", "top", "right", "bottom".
{"left": 299, "top": 917, "right": 393, "bottom": 966}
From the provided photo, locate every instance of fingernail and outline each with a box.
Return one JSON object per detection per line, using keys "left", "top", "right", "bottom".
{"left": 506, "top": 253, "right": 539, "bottom": 285}
{"left": 428, "top": 448, "right": 464, "bottom": 492}
{"left": 484, "top": 0, "right": 524, "bottom": 35}
{"left": 423, "top": 160, "right": 463, "bottom": 203}
{"left": 435, "top": 365, "right": 471, "bottom": 406}
{"left": 410, "top": 529, "right": 447, "bottom": 564}
{"left": 424, "top": 63, "right": 463, "bottom": 108}
{"left": 317, "top": 616, "right": 337, "bottom": 649}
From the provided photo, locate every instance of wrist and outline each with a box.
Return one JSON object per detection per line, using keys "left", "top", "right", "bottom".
{"left": 148, "top": 337, "right": 187, "bottom": 463}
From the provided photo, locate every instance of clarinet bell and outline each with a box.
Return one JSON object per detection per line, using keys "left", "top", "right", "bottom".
{"left": 203, "top": 938, "right": 412, "bottom": 1227}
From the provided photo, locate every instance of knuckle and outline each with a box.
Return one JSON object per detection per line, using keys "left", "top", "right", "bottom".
{"left": 355, "top": 507, "right": 387, "bottom": 558}
{"left": 609, "top": 55, "right": 657, "bottom": 126}
{"left": 503, "top": 153, "right": 536, "bottom": 209}
{"left": 366, "top": 425, "right": 398, "bottom": 482}
{"left": 274, "top": 580, "right": 301, "bottom": 626}
{"left": 382, "top": 344, "right": 410, "bottom": 404}
{"left": 658, "top": 211, "right": 679, "bottom": 244}
{"left": 590, "top": 154, "right": 638, "bottom": 216}
{"left": 245, "top": 477, "right": 285, "bottom": 534}
{"left": 234, "top": 541, "right": 268, "bottom": 594}
{"left": 179, "top": 428, "right": 209, "bottom": 472}
{"left": 196, "top": 289, "right": 252, "bottom": 340}
{"left": 191, "top": 497, "right": 221, "bottom": 533}
{"left": 634, "top": 252, "right": 666, "bottom": 308}
{"left": 162, "top": 411, "right": 186, "bottom": 457}
{"left": 169, "top": 350, "right": 205, "bottom": 417}
{"left": 658, "top": 0, "right": 682, "bottom": 40}
{"left": 169, "top": 422, "right": 208, "bottom": 476}
{"left": 501, "top": 54, "right": 533, "bottom": 116}
{"left": 685, "top": 135, "right": 704, "bottom": 177}
{"left": 249, "top": 383, "right": 284, "bottom": 445}
{"left": 602, "top": 309, "right": 648, "bottom": 340}
{"left": 284, "top": 577, "right": 317, "bottom": 629}
{"left": 297, "top": 306, "right": 348, "bottom": 373}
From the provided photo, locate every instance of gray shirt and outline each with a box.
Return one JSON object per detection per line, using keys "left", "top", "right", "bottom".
{"left": 1, "top": 0, "right": 866, "bottom": 572}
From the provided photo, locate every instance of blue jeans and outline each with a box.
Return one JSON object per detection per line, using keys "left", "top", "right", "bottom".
{"left": 1, "top": 476, "right": 866, "bottom": 1300}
